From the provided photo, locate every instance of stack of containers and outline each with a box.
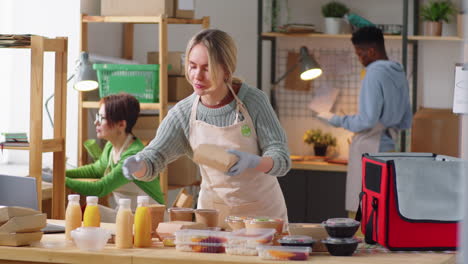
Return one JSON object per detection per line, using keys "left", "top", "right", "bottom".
{"left": 321, "top": 218, "right": 361, "bottom": 256}
{"left": 174, "top": 229, "right": 230, "bottom": 253}
{"left": 0, "top": 206, "right": 46, "bottom": 246}
{"left": 225, "top": 228, "right": 276, "bottom": 256}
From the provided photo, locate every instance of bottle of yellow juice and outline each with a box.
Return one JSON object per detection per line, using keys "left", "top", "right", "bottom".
{"left": 83, "top": 196, "right": 100, "bottom": 227}
{"left": 134, "top": 195, "right": 152, "bottom": 248}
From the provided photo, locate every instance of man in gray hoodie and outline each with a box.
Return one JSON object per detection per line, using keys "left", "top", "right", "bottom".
{"left": 316, "top": 26, "right": 412, "bottom": 213}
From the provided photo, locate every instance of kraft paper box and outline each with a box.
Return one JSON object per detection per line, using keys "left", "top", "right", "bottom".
{"left": 0, "top": 232, "right": 43, "bottom": 246}
{"left": 174, "top": 0, "right": 194, "bottom": 18}
{"left": 0, "top": 206, "right": 41, "bottom": 224}
{"left": 101, "top": 0, "right": 174, "bottom": 16}
{"left": 288, "top": 223, "right": 328, "bottom": 252}
{"left": 132, "top": 115, "right": 159, "bottom": 144}
{"left": 168, "top": 76, "right": 192, "bottom": 101}
{"left": 193, "top": 144, "right": 239, "bottom": 173}
{"left": 147, "top": 51, "right": 185, "bottom": 75}
{"left": 156, "top": 221, "right": 207, "bottom": 235}
{"left": 0, "top": 214, "right": 46, "bottom": 233}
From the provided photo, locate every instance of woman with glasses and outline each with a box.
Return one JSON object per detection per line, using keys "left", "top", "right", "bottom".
{"left": 66, "top": 93, "right": 164, "bottom": 222}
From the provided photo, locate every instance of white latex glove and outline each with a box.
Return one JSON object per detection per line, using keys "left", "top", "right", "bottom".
{"left": 122, "top": 155, "right": 144, "bottom": 180}
{"left": 226, "top": 149, "right": 261, "bottom": 176}
{"left": 316, "top": 112, "right": 334, "bottom": 123}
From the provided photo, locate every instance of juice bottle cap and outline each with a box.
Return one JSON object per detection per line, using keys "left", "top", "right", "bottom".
{"left": 68, "top": 194, "right": 80, "bottom": 202}
{"left": 86, "top": 196, "right": 98, "bottom": 204}
{"left": 119, "top": 198, "right": 131, "bottom": 207}
{"left": 137, "top": 195, "right": 149, "bottom": 204}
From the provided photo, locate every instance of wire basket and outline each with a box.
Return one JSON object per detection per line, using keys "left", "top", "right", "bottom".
{"left": 93, "top": 64, "right": 160, "bottom": 103}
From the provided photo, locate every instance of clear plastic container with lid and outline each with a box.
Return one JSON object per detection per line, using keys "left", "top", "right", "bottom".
{"left": 244, "top": 217, "right": 284, "bottom": 234}
{"left": 322, "top": 237, "right": 360, "bottom": 256}
{"left": 174, "top": 229, "right": 229, "bottom": 253}
{"left": 225, "top": 216, "right": 251, "bottom": 231}
{"left": 278, "top": 235, "right": 316, "bottom": 249}
{"left": 257, "top": 245, "right": 311, "bottom": 261}
{"left": 225, "top": 228, "right": 276, "bottom": 256}
{"left": 322, "top": 218, "right": 360, "bottom": 238}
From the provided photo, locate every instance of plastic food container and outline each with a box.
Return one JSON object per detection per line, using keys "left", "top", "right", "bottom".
{"left": 167, "top": 207, "right": 194, "bottom": 222}
{"left": 278, "top": 235, "right": 315, "bottom": 249}
{"left": 322, "top": 237, "right": 360, "bottom": 256}
{"left": 194, "top": 209, "right": 219, "bottom": 227}
{"left": 225, "top": 216, "right": 251, "bottom": 230}
{"left": 174, "top": 229, "right": 229, "bottom": 253}
{"left": 225, "top": 228, "right": 276, "bottom": 256}
{"left": 257, "top": 245, "right": 311, "bottom": 261}
{"left": 244, "top": 217, "right": 284, "bottom": 234}
{"left": 71, "top": 227, "right": 112, "bottom": 252}
{"left": 322, "top": 218, "right": 360, "bottom": 238}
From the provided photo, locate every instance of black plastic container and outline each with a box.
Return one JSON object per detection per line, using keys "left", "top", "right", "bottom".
{"left": 322, "top": 218, "right": 360, "bottom": 238}
{"left": 278, "top": 235, "right": 316, "bottom": 249}
{"left": 322, "top": 237, "right": 360, "bottom": 256}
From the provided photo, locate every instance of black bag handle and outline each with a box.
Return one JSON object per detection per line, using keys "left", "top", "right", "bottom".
{"left": 356, "top": 192, "right": 377, "bottom": 245}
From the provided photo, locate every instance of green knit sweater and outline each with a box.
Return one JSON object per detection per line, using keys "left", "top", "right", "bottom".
{"left": 66, "top": 138, "right": 164, "bottom": 204}
{"left": 137, "top": 82, "right": 291, "bottom": 182}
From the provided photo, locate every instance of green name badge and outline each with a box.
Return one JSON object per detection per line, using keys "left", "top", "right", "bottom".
{"left": 241, "top": 125, "right": 251, "bottom": 137}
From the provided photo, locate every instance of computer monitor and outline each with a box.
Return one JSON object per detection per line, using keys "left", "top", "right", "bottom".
{"left": 0, "top": 174, "right": 65, "bottom": 233}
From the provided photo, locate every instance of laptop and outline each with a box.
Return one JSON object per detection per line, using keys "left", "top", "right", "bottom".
{"left": 0, "top": 174, "right": 65, "bottom": 234}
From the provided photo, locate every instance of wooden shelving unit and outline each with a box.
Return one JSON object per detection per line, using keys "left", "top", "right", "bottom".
{"left": 79, "top": 14, "right": 210, "bottom": 202}
{"left": 2, "top": 36, "right": 68, "bottom": 219}
{"left": 261, "top": 32, "right": 463, "bottom": 41}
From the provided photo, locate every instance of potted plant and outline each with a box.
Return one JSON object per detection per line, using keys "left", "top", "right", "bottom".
{"left": 321, "top": 1, "right": 349, "bottom": 34}
{"left": 420, "top": 0, "right": 456, "bottom": 36}
{"left": 303, "top": 129, "right": 337, "bottom": 156}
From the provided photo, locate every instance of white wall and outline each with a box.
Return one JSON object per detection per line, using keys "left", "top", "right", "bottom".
{"left": 0, "top": 0, "right": 80, "bottom": 168}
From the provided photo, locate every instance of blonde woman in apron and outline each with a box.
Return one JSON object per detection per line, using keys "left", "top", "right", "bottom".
{"left": 314, "top": 27, "right": 412, "bottom": 215}
{"left": 123, "top": 29, "right": 291, "bottom": 227}
{"left": 66, "top": 93, "right": 164, "bottom": 223}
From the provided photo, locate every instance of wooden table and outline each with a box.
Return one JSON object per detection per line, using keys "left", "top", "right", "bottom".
{"left": 0, "top": 221, "right": 456, "bottom": 264}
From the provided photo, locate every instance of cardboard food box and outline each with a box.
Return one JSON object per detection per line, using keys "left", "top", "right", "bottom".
{"left": 101, "top": 0, "right": 174, "bottom": 16}
{"left": 0, "top": 232, "right": 43, "bottom": 246}
{"left": 133, "top": 115, "right": 159, "bottom": 144}
{"left": 0, "top": 214, "right": 47, "bottom": 233}
{"left": 411, "top": 108, "right": 460, "bottom": 157}
{"left": 0, "top": 206, "right": 41, "bottom": 224}
{"left": 288, "top": 223, "right": 328, "bottom": 252}
{"left": 168, "top": 76, "right": 192, "bottom": 101}
{"left": 156, "top": 221, "right": 207, "bottom": 235}
{"left": 193, "top": 144, "right": 239, "bottom": 173}
{"left": 174, "top": 0, "right": 195, "bottom": 18}
{"left": 147, "top": 51, "right": 185, "bottom": 76}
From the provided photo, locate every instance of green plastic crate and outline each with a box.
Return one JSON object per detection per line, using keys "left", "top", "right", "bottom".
{"left": 93, "top": 64, "right": 160, "bottom": 103}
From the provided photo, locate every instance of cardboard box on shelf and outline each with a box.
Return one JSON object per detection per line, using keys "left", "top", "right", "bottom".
{"left": 147, "top": 51, "right": 185, "bottom": 75}
{"left": 175, "top": 0, "right": 195, "bottom": 18}
{"left": 167, "top": 155, "right": 199, "bottom": 186}
{"left": 81, "top": 0, "right": 101, "bottom": 16}
{"left": 101, "top": 0, "right": 174, "bottom": 16}
{"left": 411, "top": 108, "right": 460, "bottom": 157}
{"left": 132, "top": 115, "right": 159, "bottom": 143}
{"left": 168, "top": 76, "right": 192, "bottom": 101}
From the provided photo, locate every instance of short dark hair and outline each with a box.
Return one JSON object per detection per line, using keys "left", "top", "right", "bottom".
{"left": 351, "top": 26, "right": 385, "bottom": 51}
{"left": 99, "top": 93, "right": 140, "bottom": 133}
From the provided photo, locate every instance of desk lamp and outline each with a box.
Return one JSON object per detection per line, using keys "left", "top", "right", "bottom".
{"left": 45, "top": 52, "right": 98, "bottom": 127}
{"left": 271, "top": 46, "right": 322, "bottom": 111}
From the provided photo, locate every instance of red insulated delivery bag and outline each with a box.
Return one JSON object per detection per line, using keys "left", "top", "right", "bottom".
{"left": 357, "top": 152, "right": 466, "bottom": 251}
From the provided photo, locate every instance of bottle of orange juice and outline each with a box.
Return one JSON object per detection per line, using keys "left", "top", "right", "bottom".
{"left": 116, "top": 198, "right": 134, "bottom": 249}
{"left": 134, "top": 195, "right": 152, "bottom": 248}
{"left": 83, "top": 196, "right": 100, "bottom": 227}
{"left": 65, "top": 194, "right": 82, "bottom": 240}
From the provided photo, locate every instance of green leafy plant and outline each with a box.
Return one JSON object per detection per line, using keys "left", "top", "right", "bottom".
{"left": 321, "top": 1, "right": 349, "bottom": 18}
{"left": 420, "top": 1, "right": 456, "bottom": 22}
{"left": 303, "top": 129, "right": 337, "bottom": 148}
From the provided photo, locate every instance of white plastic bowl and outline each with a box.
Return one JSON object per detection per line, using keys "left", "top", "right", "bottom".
{"left": 71, "top": 227, "right": 111, "bottom": 251}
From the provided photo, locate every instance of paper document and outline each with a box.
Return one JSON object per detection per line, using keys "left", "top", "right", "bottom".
{"left": 308, "top": 86, "right": 339, "bottom": 113}
{"left": 453, "top": 65, "right": 468, "bottom": 114}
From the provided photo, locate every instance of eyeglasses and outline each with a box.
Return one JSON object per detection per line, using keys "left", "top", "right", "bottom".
{"left": 95, "top": 113, "right": 106, "bottom": 123}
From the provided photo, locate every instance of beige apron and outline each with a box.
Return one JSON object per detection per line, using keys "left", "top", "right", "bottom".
{"left": 189, "top": 87, "right": 288, "bottom": 228}
{"left": 345, "top": 123, "right": 397, "bottom": 211}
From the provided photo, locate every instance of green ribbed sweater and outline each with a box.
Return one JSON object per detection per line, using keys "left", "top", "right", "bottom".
{"left": 66, "top": 138, "right": 164, "bottom": 204}
{"left": 137, "top": 83, "right": 291, "bottom": 182}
